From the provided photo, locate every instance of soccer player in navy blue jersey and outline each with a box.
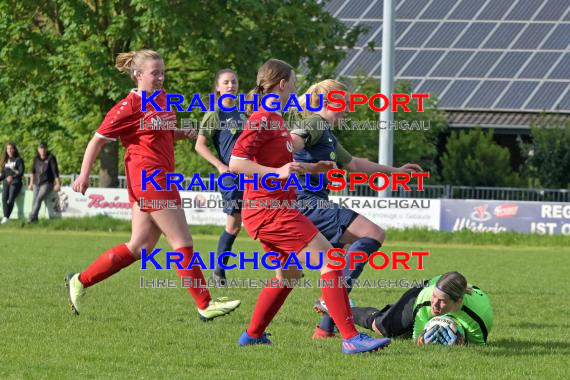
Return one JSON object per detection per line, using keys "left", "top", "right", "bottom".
{"left": 195, "top": 69, "right": 248, "bottom": 282}
{"left": 230, "top": 59, "right": 391, "bottom": 354}
{"left": 290, "top": 79, "right": 423, "bottom": 339}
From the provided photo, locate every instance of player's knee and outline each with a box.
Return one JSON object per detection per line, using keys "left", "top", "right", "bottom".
{"left": 226, "top": 213, "right": 242, "bottom": 235}
{"left": 125, "top": 244, "right": 143, "bottom": 259}
{"left": 226, "top": 224, "right": 241, "bottom": 235}
{"left": 278, "top": 269, "right": 303, "bottom": 281}
{"left": 363, "top": 224, "right": 385, "bottom": 244}
{"left": 321, "top": 253, "right": 343, "bottom": 274}
{"left": 127, "top": 241, "right": 158, "bottom": 260}
{"left": 376, "top": 227, "right": 386, "bottom": 244}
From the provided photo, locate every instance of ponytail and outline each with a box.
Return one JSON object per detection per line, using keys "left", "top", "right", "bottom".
{"left": 245, "top": 85, "right": 267, "bottom": 116}
{"left": 115, "top": 49, "right": 162, "bottom": 83}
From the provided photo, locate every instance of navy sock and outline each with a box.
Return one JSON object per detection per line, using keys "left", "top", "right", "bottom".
{"left": 344, "top": 237, "right": 381, "bottom": 289}
{"left": 319, "top": 237, "right": 381, "bottom": 333}
{"left": 319, "top": 314, "right": 336, "bottom": 333}
{"left": 214, "top": 231, "right": 238, "bottom": 276}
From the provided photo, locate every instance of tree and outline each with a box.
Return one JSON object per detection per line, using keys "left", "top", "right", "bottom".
{"left": 441, "top": 128, "right": 522, "bottom": 187}
{"left": 0, "top": 0, "right": 361, "bottom": 184}
{"left": 521, "top": 122, "right": 570, "bottom": 189}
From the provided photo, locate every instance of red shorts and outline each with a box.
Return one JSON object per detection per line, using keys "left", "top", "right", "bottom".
{"left": 125, "top": 155, "right": 181, "bottom": 213}
{"left": 243, "top": 207, "right": 319, "bottom": 258}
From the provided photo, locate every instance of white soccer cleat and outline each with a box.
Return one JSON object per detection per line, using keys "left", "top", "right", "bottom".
{"left": 65, "top": 272, "right": 85, "bottom": 315}
{"left": 198, "top": 297, "right": 241, "bottom": 321}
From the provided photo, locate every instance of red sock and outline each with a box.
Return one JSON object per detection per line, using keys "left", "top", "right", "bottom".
{"left": 174, "top": 246, "right": 211, "bottom": 310}
{"left": 247, "top": 277, "right": 293, "bottom": 338}
{"left": 79, "top": 243, "right": 137, "bottom": 288}
{"left": 320, "top": 270, "right": 359, "bottom": 339}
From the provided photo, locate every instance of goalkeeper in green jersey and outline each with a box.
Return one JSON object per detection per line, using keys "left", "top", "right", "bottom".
{"left": 351, "top": 272, "right": 493, "bottom": 345}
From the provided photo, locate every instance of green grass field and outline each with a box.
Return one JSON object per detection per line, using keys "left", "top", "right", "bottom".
{"left": 1, "top": 226, "right": 569, "bottom": 379}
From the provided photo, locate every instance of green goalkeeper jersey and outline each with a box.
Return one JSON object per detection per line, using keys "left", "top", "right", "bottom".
{"left": 412, "top": 275, "right": 494, "bottom": 345}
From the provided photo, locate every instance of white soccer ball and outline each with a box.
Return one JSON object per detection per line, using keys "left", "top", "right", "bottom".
{"left": 421, "top": 315, "right": 464, "bottom": 345}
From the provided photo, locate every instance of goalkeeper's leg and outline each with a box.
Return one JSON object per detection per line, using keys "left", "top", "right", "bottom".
{"left": 352, "top": 306, "right": 383, "bottom": 331}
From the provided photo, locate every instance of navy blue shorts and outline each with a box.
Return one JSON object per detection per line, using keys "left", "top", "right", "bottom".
{"left": 220, "top": 175, "right": 243, "bottom": 215}
{"left": 299, "top": 197, "right": 358, "bottom": 247}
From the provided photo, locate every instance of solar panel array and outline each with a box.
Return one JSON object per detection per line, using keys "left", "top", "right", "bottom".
{"left": 326, "top": 0, "right": 570, "bottom": 113}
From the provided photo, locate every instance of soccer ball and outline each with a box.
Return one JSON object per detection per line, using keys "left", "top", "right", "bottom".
{"left": 420, "top": 315, "right": 465, "bottom": 346}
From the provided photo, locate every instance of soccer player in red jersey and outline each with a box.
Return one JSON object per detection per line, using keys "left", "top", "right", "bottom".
{"left": 65, "top": 49, "right": 240, "bottom": 321}
{"left": 230, "top": 59, "right": 391, "bottom": 354}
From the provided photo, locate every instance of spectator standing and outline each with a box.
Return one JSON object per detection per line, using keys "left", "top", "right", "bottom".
{"left": 1, "top": 143, "right": 25, "bottom": 224}
{"left": 28, "top": 142, "right": 60, "bottom": 223}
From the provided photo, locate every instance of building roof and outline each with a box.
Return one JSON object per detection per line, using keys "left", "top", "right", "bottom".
{"left": 327, "top": 0, "right": 570, "bottom": 121}
{"left": 446, "top": 110, "right": 570, "bottom": 130}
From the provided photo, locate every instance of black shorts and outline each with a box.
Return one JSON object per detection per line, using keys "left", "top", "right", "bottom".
{"left": 373, "top": 284, "right": 427, "bottom": 338}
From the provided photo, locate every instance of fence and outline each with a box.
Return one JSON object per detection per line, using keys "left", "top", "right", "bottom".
{"left": 40, "top": 174, "right": 570, "bottom": 202}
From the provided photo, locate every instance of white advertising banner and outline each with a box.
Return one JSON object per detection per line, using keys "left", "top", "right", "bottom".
{"left": 55, "top": 187, "right": 439, "bottom": 230}
{"left": 55, "top": 187, "right": 227, "bottom": 225}
{"left": 329, "top": 196, "right": 440, "bottom": 230}
{"left": 179, "top": 191, "right": 227, "bottom": 226}
{"left": 55, "top": 187, "right": 132, "bottom": 219}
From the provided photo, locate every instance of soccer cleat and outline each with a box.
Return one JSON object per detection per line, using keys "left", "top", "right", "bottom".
{"left": 312, "top": 326, "right": 337, "bottom": 340}
{"left": 1, "top": 217, "right": 9, "bottom": 224}
{"left": 342, "top": 333, "right": 391, "bottom": 354}
{"left": 313, "top": 298, "right": 328, "bottom": 314}
{"left": 239, "top": 331, "right": 272, "bottom": 346}
{"left": 198, "top": 297, "right": 241, "bottom": 321}
{"left": 65, "top": 272, "right": 85, "bottom": 315}
{"left": 313, "top": 298, "right": 356, "bottom": 315}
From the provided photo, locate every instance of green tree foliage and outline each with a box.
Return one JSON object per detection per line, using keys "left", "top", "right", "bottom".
{"left": 0, "top": 0, "right": 361, "bottom": 184}
{"left": 331, "top": 77, "right": 448, "bottom": 183}
{"left": 521, "top": 122, "right": 570, "bottom": 189}
{"left": 441, "top": 128, "right": 522, "bottom": 187}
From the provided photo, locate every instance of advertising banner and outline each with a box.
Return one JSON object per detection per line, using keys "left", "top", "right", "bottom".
{"left": 6, "top": 186, "right": 567, "bottom": 235}
{"left": 329, "top": 196, "right": 440, "bottom": 230}
{"left": 44, "top": 188, "right": 441, "bottom": 230}
{"left": 440, "top": 199, "right": 570, "bottom": 235}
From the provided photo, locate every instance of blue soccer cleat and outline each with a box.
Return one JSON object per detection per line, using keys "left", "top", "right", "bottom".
{"left": 342, "top": 333, "right": 391, "bottom": 354}
{"left": 239, "top": 331, "right": 272, "bottom": 346}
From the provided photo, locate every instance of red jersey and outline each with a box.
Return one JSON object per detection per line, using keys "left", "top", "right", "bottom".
{"left": 231, "top": 109, "right": 318, "bottom": 249}
{"left": 231, "top": 110, "right": 299, "bottom": 237}
{"left": 231, "top": 110, "right": 295, "bottom": 201}
{"left": 96, "top": 90, "right": 176, "bottom": 171}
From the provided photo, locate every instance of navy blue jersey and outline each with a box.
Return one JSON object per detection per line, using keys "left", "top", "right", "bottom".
{"left": 292, "top": 115, "right": 352, "bottom": 199}
{"left": 200, "top": 108, "right": 247, "bottom": 165}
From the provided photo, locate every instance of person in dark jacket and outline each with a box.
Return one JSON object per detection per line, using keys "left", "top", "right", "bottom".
{"left": 28, "top": 142, "right": 60, "bottom": 223}
{"left": 0, "top": 143, "right": 25, "bottom": 224}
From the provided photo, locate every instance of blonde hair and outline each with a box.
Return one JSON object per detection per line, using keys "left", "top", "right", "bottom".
{"left": 115, "top": 49, "right": 163, "bottom": 83}
{"left": 246, "top": 59, "right": 293, "bottom": 116}
{"left": 299, "top": 79, "right": 349, "bottom": 117}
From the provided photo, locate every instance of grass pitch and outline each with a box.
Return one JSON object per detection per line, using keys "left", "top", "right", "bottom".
{"left": 1, "top": 227, "right": 569, "bottom": 379}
